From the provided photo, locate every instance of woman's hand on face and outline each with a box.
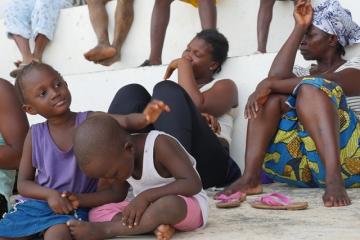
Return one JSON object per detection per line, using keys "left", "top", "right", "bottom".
{"left": 163, "top": 58, "right": 181, "bottom": 80}
{"left": 163, "top": 58, "right": 192, "bottom": 80}
{"left": 294, "top": 0, "right": 313, "bottom": 28}
{"left": 245, "top": 80, "right": 272, "bottom": 119}
{"left": 202, "top": 113, "right": 221, "bottom": 134}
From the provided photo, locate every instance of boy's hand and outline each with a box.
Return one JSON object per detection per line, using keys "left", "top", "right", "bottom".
{"left": 201, "top": 113, "right": 221, "bottom": 133}
{"left": 61, "top": 191, "right": 80, "bottom": 209}
{"left": 121, "top": 194, "right": 150, "bottom": 228}
{"left": 47, "top": 191, "right": 74, "bottom": 214}
{"left": 143, "top": 100, "right": 171, "bottom": 123}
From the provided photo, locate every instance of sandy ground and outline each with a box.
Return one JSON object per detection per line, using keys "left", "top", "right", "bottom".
{"left": 109, "top": 183, "right": 360, "bottom": 240}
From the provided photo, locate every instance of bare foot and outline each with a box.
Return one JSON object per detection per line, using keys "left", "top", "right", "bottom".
{"left": 154, "top": 224, "right": 175, "bottom": 240}
{"left": 84, "top": 45, "right": 117, "bottom": 62}
{"left": 323, "top": 182, "right": 351, "bottom": 207}
{"left": 215, "top": 177, "right": 263, "bottom": 199}
{"left": 97, "top": 50, "right": 121, "bottom": 66}
{"left": 67, "top": 220, "right": 105, "bottom": 240}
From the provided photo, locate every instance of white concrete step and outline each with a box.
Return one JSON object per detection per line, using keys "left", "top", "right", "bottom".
{"left": 0, "top": 0, "right": 359, "bottom": 79}
{"left": 26, "top": 53, "right": 308, "bottom": 170}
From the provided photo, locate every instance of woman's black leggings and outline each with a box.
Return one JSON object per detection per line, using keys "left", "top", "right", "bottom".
{"left": 108, "top": 81, "right": 240, "bottom": 188}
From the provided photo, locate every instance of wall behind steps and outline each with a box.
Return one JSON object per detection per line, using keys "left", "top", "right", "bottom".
{"left": 0, "top": 0, "right": 359, "bottom": 169}
{"left": 0, "top": 0, "right": 358, "bottom": 79}
{"left": 26, "top": 53, "right": 309, "bottom": 170}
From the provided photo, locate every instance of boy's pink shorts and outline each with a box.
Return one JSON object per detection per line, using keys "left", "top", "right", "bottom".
{"left": 89, "top": 196, "right": 203, "bottom": 231}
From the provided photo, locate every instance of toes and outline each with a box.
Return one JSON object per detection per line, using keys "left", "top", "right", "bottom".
{"left": 66, "top": 219, "right": 81, "bottom": 227}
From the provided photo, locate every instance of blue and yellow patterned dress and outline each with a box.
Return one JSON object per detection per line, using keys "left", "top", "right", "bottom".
{"left": 263, "top": 57, "right": 360, "bottom": 188}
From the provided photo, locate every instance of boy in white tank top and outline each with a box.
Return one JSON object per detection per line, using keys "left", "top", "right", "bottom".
{"left": 67, "top": 114, "right": 208, "bottom": 240}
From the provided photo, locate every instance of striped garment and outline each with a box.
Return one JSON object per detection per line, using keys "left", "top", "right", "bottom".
{"left": 293, "top": 57, "right": 360, "bottom": 119}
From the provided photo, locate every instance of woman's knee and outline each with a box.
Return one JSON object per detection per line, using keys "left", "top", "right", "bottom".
{"left": 108, "top": 84, "right": 151, "bottom": 114}
{"left": 153, "top": 81, "right": 185, "bottom": 97}
{"left": 263, "top": 94, "right": 289, "bottom": 112}
{"left": 296, "top": 84, "right": 325, "bottom": 108}
{"left": 113, "top": 84, "right": 150, "bottom": 101}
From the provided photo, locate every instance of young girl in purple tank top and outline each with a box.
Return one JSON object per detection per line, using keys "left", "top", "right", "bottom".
{"left": 0, "top": 62, "right": 169, "bottom": 240}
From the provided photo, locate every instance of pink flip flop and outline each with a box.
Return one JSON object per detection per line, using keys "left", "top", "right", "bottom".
{"left": 215, "top": 191, "right": 246, "bottom": 208}
{"left": 250, "top": 192, "right": 308, "bottom": 210}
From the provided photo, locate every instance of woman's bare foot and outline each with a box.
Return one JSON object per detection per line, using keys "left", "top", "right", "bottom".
{"left": 154, "top": 224, "right": 175, "bottom": 240}
{"left": 84, "top": 45, "right": 117, "bottom": 62}
{"left": 323, "top": 182, "right": 351, "bottom": 207}
{"left": 67, "top": 220, "right": 105, "bottom": 240}
{"left": 98, "top": 50, "right": 121, "bottom": 66}
{"left": 215, "top": 177, "right": 263, "bottom": 199}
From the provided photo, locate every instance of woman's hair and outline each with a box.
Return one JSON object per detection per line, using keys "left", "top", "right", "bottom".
{"left": 336, "top": 42, "right": 346, "bottom": 56}
{"left": 195, "top": 29, "right": 229, "bottom": 73}
{"left": 14, "top": 62, "right": 61, "bottom": 105}
{"left": 322, "top": 31, "right": 346, "bottom": 56}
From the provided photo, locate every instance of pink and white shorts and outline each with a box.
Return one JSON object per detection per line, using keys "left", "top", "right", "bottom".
{"left": 89, "top": 196, "right": 203, "bottom": 231}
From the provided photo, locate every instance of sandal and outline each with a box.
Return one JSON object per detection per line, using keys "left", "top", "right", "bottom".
{"left": 250, "top": 192, "right": 308, "bottom": 210}
{"left": 215, "top": 191, "right": 246, "bottom": 208}
{"left": 139, "top": 59, "right": 162, "bottom": 67}
{"left": 139, "top": 59, "right": 151, "bottom": 67}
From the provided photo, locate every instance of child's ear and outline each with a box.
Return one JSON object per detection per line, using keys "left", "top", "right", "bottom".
{"left": 209, "top": 62, "right": 219, "bottom": 72}
{"left": 124, "top": 142, "right": 134, "bottom": 154}
{"left": 22, "top": 104, "right": 37, "bottom": 115}
{"left": 328, "top": 35, "right": 338, "bottom": 47}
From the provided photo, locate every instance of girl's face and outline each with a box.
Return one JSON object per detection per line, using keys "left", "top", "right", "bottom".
{"left": 299, "top": 25, "right": 335, "bottom": 60}
{"left": 22, "top": 68, "right": 72, "bottom": 118}
{"left": 182, "top": 37, "right": 219, "bottom": 79}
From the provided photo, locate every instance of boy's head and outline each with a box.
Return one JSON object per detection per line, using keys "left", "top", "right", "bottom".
{"left": 74, "top": 114, "right": 134, "bottom": 181}
{"left": 14, "top": 62, "right": 71, "bottom": 118}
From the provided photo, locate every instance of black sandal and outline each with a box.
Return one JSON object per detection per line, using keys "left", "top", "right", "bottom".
{"left": 139, "top": 59, "right": 151, "bottom": 67}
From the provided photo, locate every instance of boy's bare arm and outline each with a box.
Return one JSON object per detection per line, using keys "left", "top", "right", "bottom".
{"left": 69, "top": 179, "right": 130, "bottom": 208}
{"left": 141, "top": 135, "right": 202, "bottom": 202}
{"left": 121, "top": 135, "right": 202, "bottom": 227}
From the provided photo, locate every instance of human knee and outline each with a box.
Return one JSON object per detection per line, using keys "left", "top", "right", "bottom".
{"left": 264, "top": 94, "right": 287, "bottom": 111}
{"left": 297, "top": 84, "right": 320, "bottom": 98}
{"left": 44, "top": 224, "right": 72, "bottom": 240}
{"left": 153, "top": 81, "right": 183, "bottom": 96}
{"left": 153, "top": 195, "right": 187, "bottom": 218}
{"left": 295, "top": 84, "right": 329, "bottom": 113}
{"left": 114, "top": 84, "right": 149, "bottom": 99}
